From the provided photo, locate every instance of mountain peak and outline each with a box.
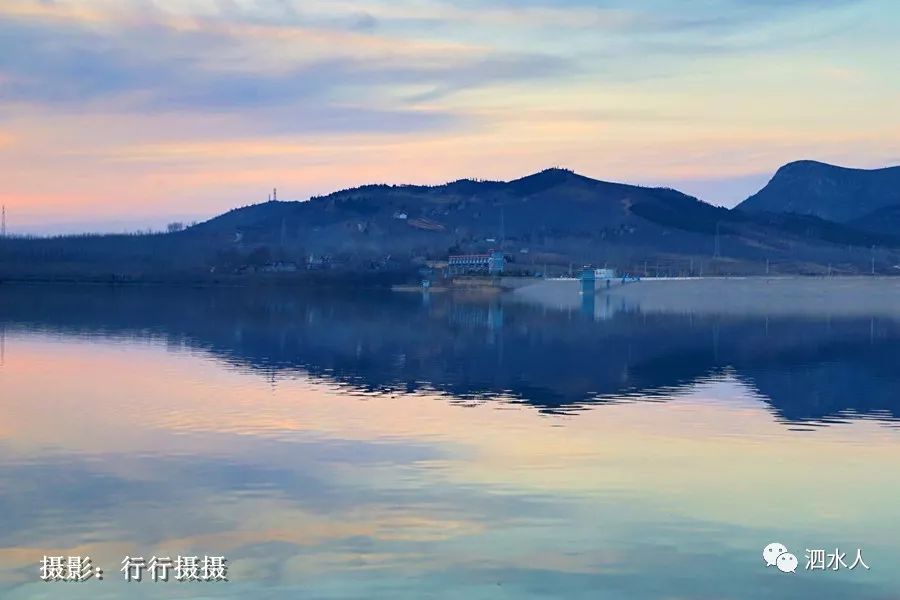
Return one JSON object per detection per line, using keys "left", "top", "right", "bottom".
{"left": 776, "top": 159, "right": 836, "bottom": 172}
{"left": 506, "top": 167, "right": 593, "bottom": 194}
{"left": 739, "top": 161, "right": 900, "bottom": 222}
{"left": 774, "top": 160, "right": 900, "bottom": 177}
{"left": 538, "top": 167, "right": 577, "bottom": 176}
{"left": 773, "top": 160, "right": 877, "bottom": 177}
{"left": 513, "top": 167, "right": 579, "bottom": 182}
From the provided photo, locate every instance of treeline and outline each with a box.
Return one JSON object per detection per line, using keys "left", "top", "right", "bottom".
{"left": 0, "top": 231, "right": 420, "bottom": 285}
{"left": 0, "top": 231, "right": 207, "bottom": 281}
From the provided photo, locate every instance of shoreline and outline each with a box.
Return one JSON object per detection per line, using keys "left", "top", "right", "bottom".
{"left": 3, "top": 273, "right": 899, "bottom": 288}
{"left": 510, "top": 275, "right": 900, "bottom": 317}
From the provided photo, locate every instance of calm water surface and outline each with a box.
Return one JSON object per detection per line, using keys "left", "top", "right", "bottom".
{"left": 0, "top": 284, "right": 898, "bottom": 599}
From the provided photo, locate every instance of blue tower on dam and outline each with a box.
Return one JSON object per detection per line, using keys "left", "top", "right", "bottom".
{"left": 580, "top": 267, "right": 596, "bottom": 295}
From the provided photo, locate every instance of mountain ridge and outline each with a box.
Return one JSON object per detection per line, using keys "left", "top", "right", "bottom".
{"left": 184, "top": 164, "right": 898, "bottom": 274}
{"left": 2, "top": 164, "right": 899, "bottom": 281}
{"left": 737, "top": 160, "right": 900, "bottom": 223}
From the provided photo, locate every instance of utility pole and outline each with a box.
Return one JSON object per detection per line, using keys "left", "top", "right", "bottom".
{"left": 1, "top": 205, "right": 5, "bottom": 238}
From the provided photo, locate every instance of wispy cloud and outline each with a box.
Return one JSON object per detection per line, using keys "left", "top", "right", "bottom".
{"left": 0, "top": 0, "right": 897, "bottom": 232}
{"left": 0, "top": 2, "right": 581, "bottom": 135}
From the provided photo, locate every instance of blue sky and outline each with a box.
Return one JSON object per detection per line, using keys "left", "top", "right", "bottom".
{"left": 1, "top": 0, "right": 898, "bottom": 233}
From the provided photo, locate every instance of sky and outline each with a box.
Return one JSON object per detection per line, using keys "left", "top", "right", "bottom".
{"left": 1, "top": 0, "right": 899, "bottom": 234}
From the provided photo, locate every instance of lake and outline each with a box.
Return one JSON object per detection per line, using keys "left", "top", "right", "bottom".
{"left": 0, "top": 281, "right": 898, "bottom": 599}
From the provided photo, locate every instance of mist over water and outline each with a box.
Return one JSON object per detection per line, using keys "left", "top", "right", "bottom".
{"left": 1, "top": 283, "right": 898, "bottom": 599}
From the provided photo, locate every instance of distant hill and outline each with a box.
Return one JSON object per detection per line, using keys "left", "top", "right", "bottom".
{"left": 192, "top": 168, "right": 738, "bottom": 259}
{"left": 185, "top": 167, "right": 897, "bottom": 271}
{"left": 2, "top": 167, "right": 900, "bottom": 282}
{"left": 737, "top": 160, "right": 900, "bottom": 223}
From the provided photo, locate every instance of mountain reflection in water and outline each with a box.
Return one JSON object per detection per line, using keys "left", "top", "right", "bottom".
{"left": 1, "top": 283, "right": 897, "bottom": 426}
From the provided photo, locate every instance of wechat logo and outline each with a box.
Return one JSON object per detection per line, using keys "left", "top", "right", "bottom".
{"left": 763, "top": 542, "right": 798, "bottom": 573}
